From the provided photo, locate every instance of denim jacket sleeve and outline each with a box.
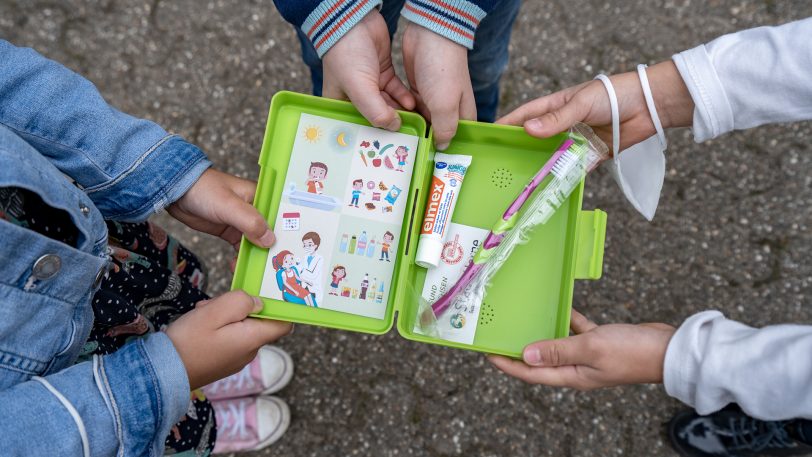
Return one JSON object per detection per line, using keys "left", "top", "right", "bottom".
{"left": 0, "top": 39, "right": 211, "bottom": 221}
{"left": 0, "top": 333, "right": 190, "bottom": 457}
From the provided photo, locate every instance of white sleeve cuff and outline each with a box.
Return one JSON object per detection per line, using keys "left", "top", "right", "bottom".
{"left": 672, "top": 46, "right": 734, "bottom": 143}
{"left": 663, "top": 310, "right": 725, "bottom": 411}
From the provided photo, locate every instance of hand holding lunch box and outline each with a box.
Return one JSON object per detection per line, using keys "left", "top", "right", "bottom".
{"left": 231, "top": 92, "right": 607, "bottom": 358}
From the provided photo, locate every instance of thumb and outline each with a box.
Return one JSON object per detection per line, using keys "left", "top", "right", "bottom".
{"left": 523, "top": 334, "right": 590, "bottom": 367}
{"left": 429, "top": 98, "right": 461, "bottom": 151}
{"left": 201, "top": 290, "right": 264, "bottom": 328}
{"left": 523, "top": 98, "right": 587, "bottom": 139}
{"left": 226, "top": 318, "right": 294, "bottom": 347}
{"left": 222, "top": 196, "right": 275, "bottom": 248}
{"left": 345, "top": 76, "right": 402, "bottom": 131}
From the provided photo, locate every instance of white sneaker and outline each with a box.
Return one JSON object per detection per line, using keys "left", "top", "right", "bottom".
{"left": 203, "top": 346, "right": 294, "bottom": 400}
{"left": 211, "top": 395, "right": 290, "bottom": 454}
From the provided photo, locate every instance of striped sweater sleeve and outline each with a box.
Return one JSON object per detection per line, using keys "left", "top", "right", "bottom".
{"left": 401, "top": 0, "right": 503, "bottom": 49}
{"left": 273, "top": 0, "right": 384, "bottom": 57}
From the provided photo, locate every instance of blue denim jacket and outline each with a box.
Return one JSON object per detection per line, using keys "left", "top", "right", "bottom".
{"left": 0, "top": 40, "right": 211, "bottom": 456}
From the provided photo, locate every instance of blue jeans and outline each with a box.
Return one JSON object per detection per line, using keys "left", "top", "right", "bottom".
{"left": 295, "top": 0, "right": 522, "bottom": 122}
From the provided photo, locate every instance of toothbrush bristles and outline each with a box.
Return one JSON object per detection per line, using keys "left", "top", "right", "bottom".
{"left": 551, "top": 148, "right": 581, "bottom": 179}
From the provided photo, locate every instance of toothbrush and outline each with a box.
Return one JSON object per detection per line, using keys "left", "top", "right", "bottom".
{"left": 418, "top": 136, "right": 599, "bottom": 330}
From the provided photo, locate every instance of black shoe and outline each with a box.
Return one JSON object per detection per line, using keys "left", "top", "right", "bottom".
{"left": 668, "top": 406, "right": 812, "bottom": 457}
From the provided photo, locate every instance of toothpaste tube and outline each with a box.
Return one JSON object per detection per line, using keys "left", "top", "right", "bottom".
{"left": 415, "top": 152, "right": 472, "bottom": 268}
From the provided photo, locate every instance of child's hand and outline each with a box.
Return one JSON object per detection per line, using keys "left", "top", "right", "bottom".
{"left": 497, "top": 61, "right": 694, "bottom": 153}
{"left": 488, "top": 310, "right": 675, "bottom": 390}
{"left": 321, "top": 10, "right": 415, "bottom": 131}
{"left": 402, "top": 23, "right": 476, "bottom": 150}
{"left": 168, "top": 168, "right": 274, "bottom": 250}
{"left": 165, "top": 290, "right": 292, "bottom": 390}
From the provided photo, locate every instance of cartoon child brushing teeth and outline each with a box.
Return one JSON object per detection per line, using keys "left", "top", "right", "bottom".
{"left": 306, "top": 161, "right": 328, "bottom": 194}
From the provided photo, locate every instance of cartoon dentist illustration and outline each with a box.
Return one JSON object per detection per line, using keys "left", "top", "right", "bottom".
{"left": 299, "top": 231, "right": 324, "bottom": 305}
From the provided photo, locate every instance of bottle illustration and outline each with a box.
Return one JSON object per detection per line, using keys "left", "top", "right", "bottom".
{"left": 369, "top": 277, "right": 377, "bottom": 300}
{"left": 366, "top": 238, "right": 376, "bottom": 257}
{"left": 348, "top": 235, "right": 357, "bottom": 254}
{"left": 339, "top": 234, "right": 349, "bottom": 253}
{"left": 360, "top": 274, "right": 369, "bottom": 300}
{"left": 356, "top": 231, "right": 368, "bottom": 256}
{"left": 375, "top": 280, "right": 384, "bottom": 303}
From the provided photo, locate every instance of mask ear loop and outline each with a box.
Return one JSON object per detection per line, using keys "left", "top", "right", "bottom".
{"left": 636, "top": 64, "right": 668, "bottom": 149}
{"left": 595, "top": 74, "right": 636, "bottom": 205}
{"left": 594, "top": 74, "right": 621, "bottom": 157}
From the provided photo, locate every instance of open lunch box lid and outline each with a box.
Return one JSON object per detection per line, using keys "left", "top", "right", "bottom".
{"left": 232, "top": 91, "right": 607, "bottom": 358}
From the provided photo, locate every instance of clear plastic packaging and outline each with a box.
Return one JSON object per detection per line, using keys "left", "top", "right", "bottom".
{"left": 416, "top": 124, "right": 609, "bottom": 337}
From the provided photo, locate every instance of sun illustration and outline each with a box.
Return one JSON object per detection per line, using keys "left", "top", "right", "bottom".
{"left": 303, "top": 125, "right": 323, "bottom": 143}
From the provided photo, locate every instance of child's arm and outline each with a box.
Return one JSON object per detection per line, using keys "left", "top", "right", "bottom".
{"left": 488, "top": 310, "right": 674, "bottom": 391}
{"left": 0, "top": 40, "right": 276, "bottom": 249}
{"left": 0, "top": 39, "right": 207, "bottom": 222}
{"left": 489, "top": 310, "right": 812, "bottom": 421}
{"left": 490, "top": 18, "right": 812, "bottom": 420}
{"left": 0, "top": 291, "right": 290, "bottom": 456}
{"left": 272, "top": 0, "right": 379, "bottom": 58}
{"left": 671, "top": 17, "right": 812, "bottom": 142}
{"left": 663, "top": 311, "right": 812, "bottom": 420}
{"left": 272, "top": 1, "right": 413, "bottom": 131}
{"left": 400, "top": 0, "right": 505, "bottom": 149}
{"left": 271, "top": 0, "right": 502, "bottom": 57}
{"left": 0, "top": 332, "right": 189, "bottom": 456}
{"left": 498, "top": 18, "right": 812, "bottom": 150}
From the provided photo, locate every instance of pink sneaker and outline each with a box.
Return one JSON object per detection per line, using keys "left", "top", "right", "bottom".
{"left": 203, "top": 346, "right": 294, "bottom": 400}
{"left": 212, "top": 396, "right": 290, "bottom": 454}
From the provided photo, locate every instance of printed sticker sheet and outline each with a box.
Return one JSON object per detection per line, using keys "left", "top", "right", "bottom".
{"left": 259, "top": 113, "right": 418, "bottom": 319}
{"left": 415, "top": 222, "right": 488, "bottom": 344}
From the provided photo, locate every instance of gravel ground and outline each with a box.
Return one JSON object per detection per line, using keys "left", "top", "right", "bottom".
{"left": 2, "top": 1, "right": 811, "bottom": 456}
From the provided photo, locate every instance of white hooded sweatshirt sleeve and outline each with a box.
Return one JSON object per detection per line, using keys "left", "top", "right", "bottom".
{"left": 663, "top": 17, "right": 812, "bottom": 420}
{"left": 664, "top": 311, "right": 812, "bottom": 420}
{"left": 672, "top": 17, "right": 812, "bottom": 142}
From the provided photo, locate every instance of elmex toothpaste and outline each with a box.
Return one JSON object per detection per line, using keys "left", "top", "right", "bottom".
{"left": 415, "top": 153, "right": 472, "bottom": 268}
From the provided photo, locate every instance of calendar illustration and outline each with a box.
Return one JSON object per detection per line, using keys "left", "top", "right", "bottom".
{"left": 281, "top": 212, "right": 301, "bottom": 231}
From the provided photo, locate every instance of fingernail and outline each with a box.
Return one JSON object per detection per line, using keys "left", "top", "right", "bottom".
{"left": 288, "top": 324, "right": 295, "bottom": 336}
{"left": 252, "top": 296, "right": 264, "bottom": 313}
{"left": 259, "top": 230, "right": 276, "bottom": 247}
{"left": 436, "top": 141, "right": 449, "bottom": 151}
{"left": 526, "top": 118, "right": 543, "bottom": 130}
{"left": 524, "top": 348, "right": 542, "bottom": 365}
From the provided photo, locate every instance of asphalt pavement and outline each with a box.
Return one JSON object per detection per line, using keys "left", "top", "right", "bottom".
{"left": 2, "top": 1, "right": 811, "bottom": 455}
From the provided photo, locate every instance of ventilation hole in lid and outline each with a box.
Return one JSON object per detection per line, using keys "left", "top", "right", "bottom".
{"left": 478, "top": 301, "right": 495, "bottom": 326}
{"left": 490, "top": 168, "right": 514, "bottom": 189}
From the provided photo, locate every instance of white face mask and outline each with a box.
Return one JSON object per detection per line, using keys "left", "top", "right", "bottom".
{"left": 608, "top": 134, "right": 666, "bottom": 221}
{"left": 596, "top": 65, "right": 668, "bottom": 221}
{"left": 303, "top": 242, "right": 315, "bottom": 255}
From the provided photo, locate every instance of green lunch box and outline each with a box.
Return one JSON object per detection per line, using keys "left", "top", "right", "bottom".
{"left": 231, "top": 91, "right": 607, "bottom": 358}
